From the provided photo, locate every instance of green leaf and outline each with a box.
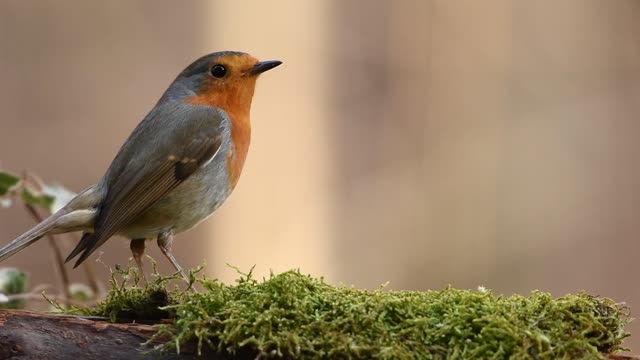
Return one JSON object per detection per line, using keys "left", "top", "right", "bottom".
{"left": 21, "top": 188, "right": 55, "bottom": 211}
{"left": 0, "top": 267, "right": 28, "bottom": 309}
{"left": 0, "top": 171, "right": 20, "bottom": 197}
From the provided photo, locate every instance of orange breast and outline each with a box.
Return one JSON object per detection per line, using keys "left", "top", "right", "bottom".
{"left": 225, "top": 111, "right": 251, "bottom": 190}
{"left": 184, "top": 75, "right": 256, "bottom": 191}
{"left": 185, "top": 93, "right": 252, "bottom": 190}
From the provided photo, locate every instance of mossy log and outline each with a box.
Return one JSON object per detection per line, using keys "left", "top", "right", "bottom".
{"left": 0, "top": 309, "right": 636, "bottom": 360}
{"left": 0, "top": 309, "right": 252, "bottom": 360}
{"left": 1, "top": 269, "right": 633, "bottom": 359}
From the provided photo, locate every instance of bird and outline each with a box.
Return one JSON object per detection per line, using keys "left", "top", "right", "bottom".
{"left": 0, "top": 51, "right": 281, "bottom": 282}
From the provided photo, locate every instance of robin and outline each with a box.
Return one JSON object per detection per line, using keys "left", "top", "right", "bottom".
{"left": 0, "top": 51, "right": 281, "bottom": 282}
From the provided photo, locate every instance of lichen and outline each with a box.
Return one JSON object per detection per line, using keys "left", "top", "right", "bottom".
{"left": 66, "top": 266, "right": 631, "bottom": 359}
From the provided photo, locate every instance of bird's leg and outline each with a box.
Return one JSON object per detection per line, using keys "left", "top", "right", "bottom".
{"left": 129, "top": 238, "right": 147, "bottom": 285}
{"left": 157, "top": 231, "right": 189, "bottom": 284}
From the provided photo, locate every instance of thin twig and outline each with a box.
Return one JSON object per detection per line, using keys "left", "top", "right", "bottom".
{"left": 61, "top": 232, "right": 103, "bottom": 298}
{"left": 5, "top": 293, "right": 85, "bottom": 307}
{"left": 24, "top": 204, "right": 71, "bottom": 305}
{"left": 29, "top": 283, "right": 57, "bottom": 294}
{"left": 82, "top": 260, "right": 101, "bottom": 296}
{"left": 22, "top": 171, "right": 46, "bottom": 190}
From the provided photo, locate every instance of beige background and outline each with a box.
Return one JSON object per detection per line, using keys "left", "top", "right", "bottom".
{"left": 1, "top": 0, "right": 640, "bottom": 352}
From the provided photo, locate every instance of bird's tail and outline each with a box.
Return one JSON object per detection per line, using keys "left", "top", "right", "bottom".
{"left": 0, "top": 212, "right": 64, "bottom": 262}
{"left": 0, "top": 187, "right": 99, "bottom": 263}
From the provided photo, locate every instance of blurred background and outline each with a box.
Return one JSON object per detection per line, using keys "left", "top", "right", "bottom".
{"left": 1, "top": 0, "right": 640, "bottom": 351}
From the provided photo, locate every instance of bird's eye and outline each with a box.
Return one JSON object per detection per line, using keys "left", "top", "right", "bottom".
{"left": 210, "top": 64, "right": 227, "bottom": 78}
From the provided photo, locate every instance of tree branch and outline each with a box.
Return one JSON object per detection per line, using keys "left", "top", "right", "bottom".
{"left": 0, "top": 309, "right": 249, "bottom": 360}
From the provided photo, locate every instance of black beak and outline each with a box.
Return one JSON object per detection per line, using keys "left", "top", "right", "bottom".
{"left": 248, "top": 60, "right": 282, "bottom": 76}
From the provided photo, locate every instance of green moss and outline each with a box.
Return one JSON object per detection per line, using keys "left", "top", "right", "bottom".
{"left": 67, "top": 267, "right": 630, "bottom": 359}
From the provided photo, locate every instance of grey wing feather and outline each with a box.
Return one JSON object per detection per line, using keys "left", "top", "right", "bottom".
{"left": 66, "top": 101, "right": 225, "bottom": 266}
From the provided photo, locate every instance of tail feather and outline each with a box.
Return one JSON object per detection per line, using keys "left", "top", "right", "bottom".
{"left": 0, "top": 186, "right": 101, "bottom": 263}
{"left": 0, "top": 213, "right": 61, "bottom": 262}
{"left": 64, "top": 232, "right": 92, "bottom": 264}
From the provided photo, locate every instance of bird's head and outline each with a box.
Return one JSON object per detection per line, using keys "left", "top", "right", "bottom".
{"left": 170, "top": 51, "right": 281, "bottom": 115}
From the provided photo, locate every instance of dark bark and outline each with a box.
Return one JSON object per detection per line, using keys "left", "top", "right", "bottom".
{"left": 0, "top": 310, "right": 251, "bottom": 360}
